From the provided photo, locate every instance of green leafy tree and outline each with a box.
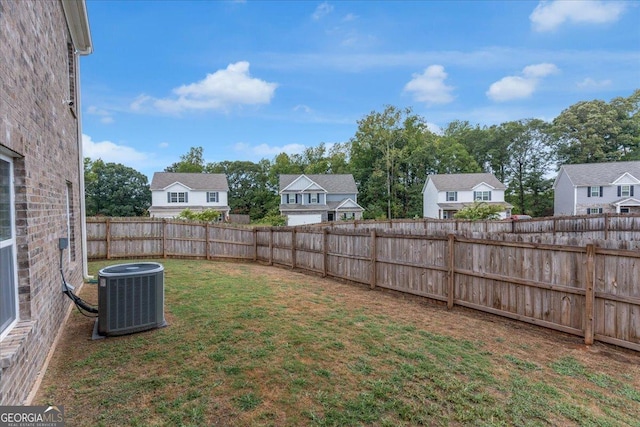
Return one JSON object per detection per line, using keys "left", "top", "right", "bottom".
{"left": 206, "top": 159, "right": 277, "bottom": 220}
{"left": 165, "top": 146, "right": 206, "bottom": 172}
{"left": 500, "top": 119, "right": 555, "bottom": 216}
{"left": 350, "top": 106, "right": 437, "bottom": 219}
{"left": 552, "top": 89, "right": 640, "bottom": 164}
{"left": 454, "top": 202, "right": 502, "bottom": 220}
{"left": 84, "top": 159, "right": 151, "bottom": 216}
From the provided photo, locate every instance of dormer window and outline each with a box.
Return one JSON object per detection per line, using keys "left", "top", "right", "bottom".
{"left": 168, "top": 192, "right": 188, "bottom": 203}
{"left": 618, "top": 185, "right": 633, "bottom": 198}
{"left": 474, "top": 191, "right": 491, "bottom": 201}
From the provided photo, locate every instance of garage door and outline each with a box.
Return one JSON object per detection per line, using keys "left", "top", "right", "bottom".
{"left": 287, "top": 214, "right": 322, "bottom": 226}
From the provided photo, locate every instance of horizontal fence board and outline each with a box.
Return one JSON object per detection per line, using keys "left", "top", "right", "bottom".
{"left": 85, "top": 216, "right": 639, "bottom": 351}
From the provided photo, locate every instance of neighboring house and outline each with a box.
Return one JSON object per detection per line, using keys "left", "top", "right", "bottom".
{"left": 0, "top": 0, "right": 92, "bottom": 405}
{"left": 422, "top": 173, "right": 513, "bottom": 219}
{"left": 149, "top": 172, "right": 230, "bottom": 220}
{"left": 279, "top": 174, "right": 364, "bottom": 226}
{"left": 553, "top": 161, "right": 640, "bottom": 216}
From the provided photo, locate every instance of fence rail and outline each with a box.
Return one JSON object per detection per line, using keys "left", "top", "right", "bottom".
{"left": 86, "top": 217, "right": 640, "bottom": 352}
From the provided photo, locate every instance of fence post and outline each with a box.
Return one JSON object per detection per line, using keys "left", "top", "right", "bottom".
{"left": 291, "top": 228, "right": 296, "bottom": 269}
{"left": 322, "top": 228, "right": 328, "bottom": 277}
{"left": 206, "top": 223, "right": 210, "bottom": 261}
{"left": 370, "top": 229, "right": 377, "bottom": 289}
{"left": 162, "top": 219, "right": 167, "bottom": 259}
{"left": 584, "top": 244, "right": 596, "bottom": 345}
{"left": 105, "top": 217, "right": 111, "bottom": 260}
{"left": 253, "top": 228, "right": 258, "bottom": 262}
{"left": 269, "top": 229, "right": 273, "bottom": 265}
{"left": 604, "top": 214, "right": 609, "bottom": 240}
{"left": 447, "top": 234, "right": 455, "bottom": 309}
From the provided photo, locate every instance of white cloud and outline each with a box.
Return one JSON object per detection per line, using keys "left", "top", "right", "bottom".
{"left": 576, "top": 77, "right": 612, "bottom": 89}
{"left": 530, "top": 0, "right": 627, "bottom": 32}
{"left": 486, "top": 63, "right": 559, "bottom": 102}
{"left": 293, "top": 104, "right": 312, "bottom": 113}
{"left": 131, "top": 62, "right": 278, "bottom": 114}
{"left": 522, "top": 63, "right": 559, "bottom": 78}
{"left": 313, "top": 2, "right": 334, "bottom": 20}
{"left": 403, "top": 65, "right": 455, "bottom": 105}
{"left": 233, "top": 142, "right": 306, "bottom": 157}
{"left": 86, "top": 105, "right": 114, "bottom": 124}
{"left": 82, "top": 134, "right": 149, "bottom": 165}
{"left": 158, "top": 142, "right": 169, "bottom": 148}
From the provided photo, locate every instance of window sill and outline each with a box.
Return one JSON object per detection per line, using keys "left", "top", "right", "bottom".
{"left": 0, "top": 321, "right": 35, "bottom": 369}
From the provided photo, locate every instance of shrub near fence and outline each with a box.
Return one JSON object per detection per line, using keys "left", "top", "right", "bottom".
{"left": 86, "top": 217, "right": 640, "bottom": 352}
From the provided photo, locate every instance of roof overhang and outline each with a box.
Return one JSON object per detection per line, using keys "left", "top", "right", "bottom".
{"left": 612, "top": 197, "right": 640, "bottom": 207}
{"left": 61, "top": 0, "right": 93, "bottom": 55}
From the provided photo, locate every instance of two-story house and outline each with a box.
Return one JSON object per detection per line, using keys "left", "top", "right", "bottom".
{"left": 279, "top": 174, "right": 364, "bottom": 226}
{"left": 553, "top": 161, "right": 640, "bottom": 216}
{"left": 149, "top": 172, "right": 230, "bottom": 220}
{"left": 422, "top": 173, "right": 513, "bottom": 219}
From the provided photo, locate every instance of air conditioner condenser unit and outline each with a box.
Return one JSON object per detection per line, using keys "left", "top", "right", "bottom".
{"left": 94, "top": 262, "right": 166, "bottom": 339}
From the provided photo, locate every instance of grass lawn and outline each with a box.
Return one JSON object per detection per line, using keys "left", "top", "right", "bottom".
{"left": 35, "top": 259, "right": 640, "bottom": 426}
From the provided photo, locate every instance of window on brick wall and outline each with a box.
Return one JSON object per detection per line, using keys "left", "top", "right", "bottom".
{"left": 0, "top": 155, "right": 18, "bottom": 340}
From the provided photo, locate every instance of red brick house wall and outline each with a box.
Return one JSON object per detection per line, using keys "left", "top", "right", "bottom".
{"left": 0, "top": 0, "right": 91, "bottom": 404}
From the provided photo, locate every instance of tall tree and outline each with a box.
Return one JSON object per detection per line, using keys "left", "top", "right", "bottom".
{"left": 552, "top": 89, "right": 640, "bottom": 164}
{"left": 349, "top": 106, "right": 440, "bottom": 219}
{"left": 85, "top": 159, "right": 151, "bottom": 216}
{"left": 165, "top": 146, "right": 206, "bottom": 172}
{"left": 206, "top": 159, "right": 277, "bottom": 220}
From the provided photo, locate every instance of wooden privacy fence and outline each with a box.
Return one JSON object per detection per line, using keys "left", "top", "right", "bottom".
{"left": 328, "top": 214, "right": 640, "bottom": 243}
{"left": 86, "top": 217, "right": 640, "bottom": 352}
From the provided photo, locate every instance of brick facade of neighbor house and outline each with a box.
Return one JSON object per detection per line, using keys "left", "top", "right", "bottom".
{"left": 0, "top": 1, "right": 91, "bottom": 404}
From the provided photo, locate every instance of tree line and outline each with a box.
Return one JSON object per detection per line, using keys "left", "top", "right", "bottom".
{"left": 85, "top": 89, "right": 640, "bottom": 220}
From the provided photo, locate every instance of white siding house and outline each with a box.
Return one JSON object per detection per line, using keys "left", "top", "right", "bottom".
{"left": 553, "top": 161, "right": 640, "bottom": 216}
{"left": 279, "top": 174, "right": 364, "bottom": 226}
{"left": 422, "top": 173, "right": 513, "bottom": 219}
{"left": 149, "top": 172, "right": 230, "bottom": 219}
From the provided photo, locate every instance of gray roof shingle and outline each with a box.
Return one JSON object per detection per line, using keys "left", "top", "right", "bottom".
{"left": 558, "top": 161, "right": 640, "bottom": 186}
{"left": 427, "top": 173, "right": 506, "bottom": 191}
{"left": 150, "top": 172, "right": 229, "bottom": 191}
{"left": 279, "top": 174, "right": 358, "bottom": 193}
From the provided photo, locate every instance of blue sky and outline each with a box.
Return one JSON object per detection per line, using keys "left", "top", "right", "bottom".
{"left": 80, "top": 0, "right": 640, "bottom": 180}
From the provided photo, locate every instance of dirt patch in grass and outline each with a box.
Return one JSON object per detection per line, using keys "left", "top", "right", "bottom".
{"left": 34, "top": 260, "right": 640, "bottom": 426}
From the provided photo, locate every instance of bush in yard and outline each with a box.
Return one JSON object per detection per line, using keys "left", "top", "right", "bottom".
{"left": 454, "top": 201, "right": 503, "bottom": 220}
{"left": 176, "top": 208, "right": 222, "bottom": 222}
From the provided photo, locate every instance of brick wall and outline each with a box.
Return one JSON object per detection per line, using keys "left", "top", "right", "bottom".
{"left": 0, "top": 0, "right": 86, "bottom": 405}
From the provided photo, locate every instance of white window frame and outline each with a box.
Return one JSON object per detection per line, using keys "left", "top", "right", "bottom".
{"left": 590, "top": 186, "right": 600, "bottom": 197}
{"left": 621, "top": 185, "right": 631, "bottom": 197}
{"left": 474, "top": 191, "right": 491, "bottom": 201}
{"left": 446, "top": 191, "right": 457, "bottom": 202}
{"left": 207, "top": 191, "right": 218, "bottom": 203}
{"left": 587, "top": 207, "right": 603, "bottom": 215}
{"left": 168, "top": 191, "right": 188, "bottom": 203}
{"left": 0, "top": 154, "right": 18, "bottom": 340}
{"left": 287, "top": 194, "right": 297, "bottom": 204}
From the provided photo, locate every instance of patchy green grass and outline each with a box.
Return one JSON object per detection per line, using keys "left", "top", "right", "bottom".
{"left": 35, "top": 259, "right": 640, "bottom": 426}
